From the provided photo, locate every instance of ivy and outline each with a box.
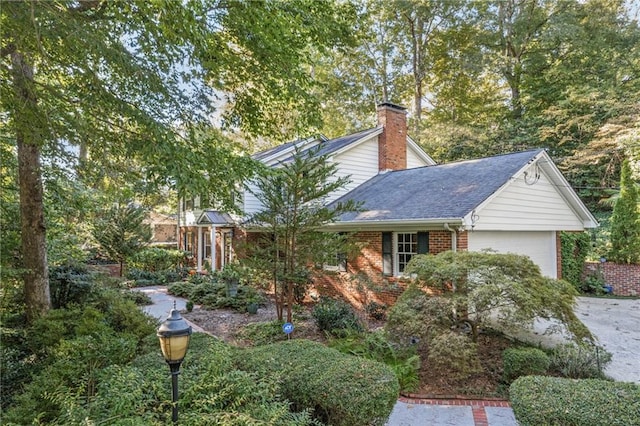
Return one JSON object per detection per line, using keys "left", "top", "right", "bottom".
{"left": 560, "top": 231, "right": 592, "bottom": 289}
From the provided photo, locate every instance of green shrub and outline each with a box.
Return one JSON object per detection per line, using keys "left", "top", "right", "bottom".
{"left": 126, "top": 267, "right": 185, "bottom": 285}
{"left": 129, "top": 247, "right": 187, "bottom": 272}
{"left": 550, "top": 343, "right": 612, "bottom": 379}
{"left": 365, "top": 301, "right": 387, "bottom": 320}
{"left": 238, "top": 320, "right": 288, "bottom": 345}
{"left": 329, "top": 330, "right": 420, "bottom": 392}
{"left": 167, "top": 277, "right": 264, "bottom": 311}
{"left": 502, "top": 347, "right": 550, "bottom": 383}
{"left": 311, "top": 297, "right": 364, "bottom": 336}
{"left": 385, "top": 285, "right": 454, "bottom": 348}
{"left": 510, "top": 376, "right": 640, "bottom": 426}
{"left": 49, "top": 263, "right": 97, "bottom": 308}
{"left": 428, "top": 331, "right": 482, "bottom": 381}
{"left": 236, "top": 339, "right": 399, "bottom": 426}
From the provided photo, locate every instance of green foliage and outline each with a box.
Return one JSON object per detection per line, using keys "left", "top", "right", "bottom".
{"left": 129, "top": 247, "right": 188, "bottom": 271}
{"left": 236, "top": 339, "right": 399, "bottom": 426}
{"left": 247, "top": 146, "right": 360, "bottom": 322}
{"left": 238, "top": 320, "right": 289, "bottom": 346}
{"left": 560, "top": 232, "right": 592, "bottom": 289}
{"left": 549, "top": 343, "right": 612, "bottom": 379}
{"left": 405, "top": 251, "right": 592, "bottom": 342}
{"left": 328, "top": 330, "right": 421, "bottom": 392}
{"left": 4, "top": 330, "right": 139, "bottom": 424}
{"left": 385, "top": 284, "right": 456, "bottom": 348}
{"left": 609, "top": 159, "right": 640, "bottom": 264}
{"left": 311, "top": 297, "right": 364, "bottom": 336}
{"left": 510, "top": 376, "right": 640, "bottom": 426}
{"left": 580, "top": 268, "right": 607, "bottom": 295}
{"left": 365, "top": 301, "right": 387, "bottom": 320}
{"left": 126, "top": 267, "right": 186, "bottom": 286}
{"left": 167, "top": 275, "right": 264, "bottom": 311}
{"left": 428, "top": 331, "right": 482, "bottom": 381}
{"left": 502, "top": 347, "right": 550, "bottom": 383}
{"left": 93, "top": 203, "right": 152, "bottom": 275}
{"left": 48, "top": 263, "right": 98, "bottom": 309}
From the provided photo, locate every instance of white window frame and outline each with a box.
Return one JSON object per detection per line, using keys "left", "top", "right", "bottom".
{"left": 394, "top": 232, "right": 417, "bottom": 276}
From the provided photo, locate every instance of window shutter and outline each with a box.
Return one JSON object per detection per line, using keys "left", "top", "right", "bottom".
{"left": 382, "top": 232, "right": 392, "bottom": 276}
{"left": 417, "top": 232, "right": 429, "bottom": 254}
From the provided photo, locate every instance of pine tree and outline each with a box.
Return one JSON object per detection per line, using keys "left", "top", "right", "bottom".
{"left": 609, "top": 159, "right": 640, "bottom": 264}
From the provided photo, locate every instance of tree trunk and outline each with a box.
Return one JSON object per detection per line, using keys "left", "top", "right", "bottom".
{"left": 12, "top": 51, "right": 51, "bottom": 322}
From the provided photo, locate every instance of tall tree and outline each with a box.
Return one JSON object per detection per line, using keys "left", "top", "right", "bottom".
{"left": 247, "top": 148, "right": 359, "bottom": 323}
{"left": 609, "top": 159, "right": 640, "bottom": 264}
{"left": 1, "top": 0, "right": 356, "bottom": 322}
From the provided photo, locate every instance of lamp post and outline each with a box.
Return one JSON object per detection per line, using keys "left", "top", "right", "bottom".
{"left": 157, "top": 304, "right": 192, "bottom": 424}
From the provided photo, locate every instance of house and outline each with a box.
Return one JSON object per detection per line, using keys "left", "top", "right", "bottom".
{"left": 145, "top": 212, "right": 178, "bottom": 248}
{"left": 178, "top": 103, "right": 597, "bottom": 288}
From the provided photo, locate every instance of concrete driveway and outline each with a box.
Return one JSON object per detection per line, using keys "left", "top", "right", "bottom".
{"left": 574, "top": 297, "right": 640, "bottom": 383}
{"left": 513, "top": 296, "right": 640, "bottom": 383}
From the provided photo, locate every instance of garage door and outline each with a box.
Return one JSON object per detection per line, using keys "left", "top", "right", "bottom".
{"left": 467, "top": 231, "right": 557, "bottom": 278}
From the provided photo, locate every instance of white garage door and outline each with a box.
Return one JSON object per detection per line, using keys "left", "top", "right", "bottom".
{"left": 467, "top": 231, "right": 557, "bottom": 278}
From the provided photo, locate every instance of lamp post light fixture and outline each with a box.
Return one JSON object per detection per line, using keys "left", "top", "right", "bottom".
{"left": 157, "top": 303, "right": 192, "bottom": 424}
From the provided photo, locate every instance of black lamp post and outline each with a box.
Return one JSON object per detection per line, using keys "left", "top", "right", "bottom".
{"left": 157, "top": 304, "right": 192, "bottom": 424}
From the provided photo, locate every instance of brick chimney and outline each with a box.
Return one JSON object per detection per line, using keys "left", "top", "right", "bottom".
{"left": 377, "top": 102, "right": 407, "bottom": 171}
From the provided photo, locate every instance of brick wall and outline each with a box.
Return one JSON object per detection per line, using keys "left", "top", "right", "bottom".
{"left": 313, "top": 230, "right": 460, "bottom": 308}
{"left": 583, "top": 262, "right": 640, "bottom": 296}
{"left": 377, "top": 104, "right": 407, "bottom": 171}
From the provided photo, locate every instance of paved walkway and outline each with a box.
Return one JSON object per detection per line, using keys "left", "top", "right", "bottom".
{"left": 136, "top": 285, "right": 517, "bottom": 426}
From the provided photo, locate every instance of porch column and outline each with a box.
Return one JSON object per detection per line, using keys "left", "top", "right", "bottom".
{"left": 210, "top": 225, "right": 216, "bottom": 271}
{"left": 197, "top": 226, "right": 203, "bottom": 272}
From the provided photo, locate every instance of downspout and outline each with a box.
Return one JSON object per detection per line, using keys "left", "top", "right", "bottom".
{"left": 444, "top": 223, "right": 457, "bottom": 252}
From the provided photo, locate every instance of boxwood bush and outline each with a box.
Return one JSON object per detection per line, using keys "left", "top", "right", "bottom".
{"left": 510, "top": 376, "right": 640, "bottom": 426}
{"left": 502, "top": 347, "right": 550, "bottom": 383}
{"left": 235, "top": 339, "right": 399, "bottom": 426}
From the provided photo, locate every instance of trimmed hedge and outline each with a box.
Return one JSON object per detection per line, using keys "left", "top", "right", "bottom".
{"left": 235, "top": 339, "right": 399, "bottom": 426}
{"left": 510, "top": 376, "right": 640, "bottom": 426}
{"left": 502, "top": 347, "right": 550, "bottom": 383}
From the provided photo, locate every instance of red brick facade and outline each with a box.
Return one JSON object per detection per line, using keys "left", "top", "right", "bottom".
{"left": 377, "top": 103, "right": 407, "bottom": 171}
{"left": 583, "top": 262, "right": 640, "bottom": 296}
{"left": 313, "top": 230, "right": 464, "bottom": 308}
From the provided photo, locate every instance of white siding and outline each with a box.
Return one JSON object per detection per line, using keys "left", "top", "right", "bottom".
{"left": 407, "top": 147, "right": 429, "bottom": 169}
{"left": 473, "top": 166, "right": 585, "bottom": 231}
{"left": 243, "top": 181, "right": 263, "bottom": 216}
{"left": 468, "top": 231, "right": 557, "bottom": 278}
{"left": 327, "top": 136, "right": 380, "bottom": 203}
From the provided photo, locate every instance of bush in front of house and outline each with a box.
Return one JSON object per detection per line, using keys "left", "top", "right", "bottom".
{"left": 311, "top": 296, "right": 364, "bottom": 336}
{"left": 167, "top": 276, "right": 264, "bottom": 311}
{"left": 235, "top": 339, "right": 399, "bottom": 426}
{"left": 428, "top": 331, "right": 482, "bottom": 381}
{"left": 328, "top": 330, "right": 421, "bottom": 392}
{"left": 510, "top": 375, "right": 640, "bottom": 426}
{"left": 549, "top": 343, "right": 612, "bottom": 379}
{"left": 502, "top": 347, "right": 550, "bottom": 383}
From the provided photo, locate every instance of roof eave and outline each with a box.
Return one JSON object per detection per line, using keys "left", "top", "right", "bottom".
{"left": 323, "top": 218, "right": 464, "bottom": 231}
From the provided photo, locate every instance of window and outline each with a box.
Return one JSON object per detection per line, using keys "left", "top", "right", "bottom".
{"left": 324, "top": 252, "right": 347, "bottom": 272}
{"left": 396, "top": 232, "right": 417, "bottom": 274}
{"left": 183, "top": 197, "right": 194, "bottom": 211}
{"left": 185, "top": 231, "right": 193, "bottom": 253}
{"left": 382, "top": 231, "right": 429, "bottom": 276}
{"left": 223, "top": 231, "right": 233, "bottom": 266}
{"left": 204, "top": 231, "right": 211, "bottom": 259}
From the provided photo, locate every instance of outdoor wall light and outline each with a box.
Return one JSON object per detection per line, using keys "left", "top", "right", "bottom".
{"left": 157, "top": 304, "right": 192, "bottom": 424}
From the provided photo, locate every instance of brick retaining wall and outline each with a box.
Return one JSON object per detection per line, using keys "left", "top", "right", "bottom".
{"left": 583, "top": 262, "right": 640, "bottom": 296}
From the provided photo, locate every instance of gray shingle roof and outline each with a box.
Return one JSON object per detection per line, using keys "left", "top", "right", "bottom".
{"left": 331, "top": 149, "right": 544, "bottom": 223}
{"left": 303, "top": 127, "right": 380, "bottom": 158}
{"left": 255, "top": 128, "right": 381, "bottom": 164}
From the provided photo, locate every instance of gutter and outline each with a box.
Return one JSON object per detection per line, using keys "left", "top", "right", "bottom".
{"left": 443, "top": 223, "right": 457, "bottom": 252}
